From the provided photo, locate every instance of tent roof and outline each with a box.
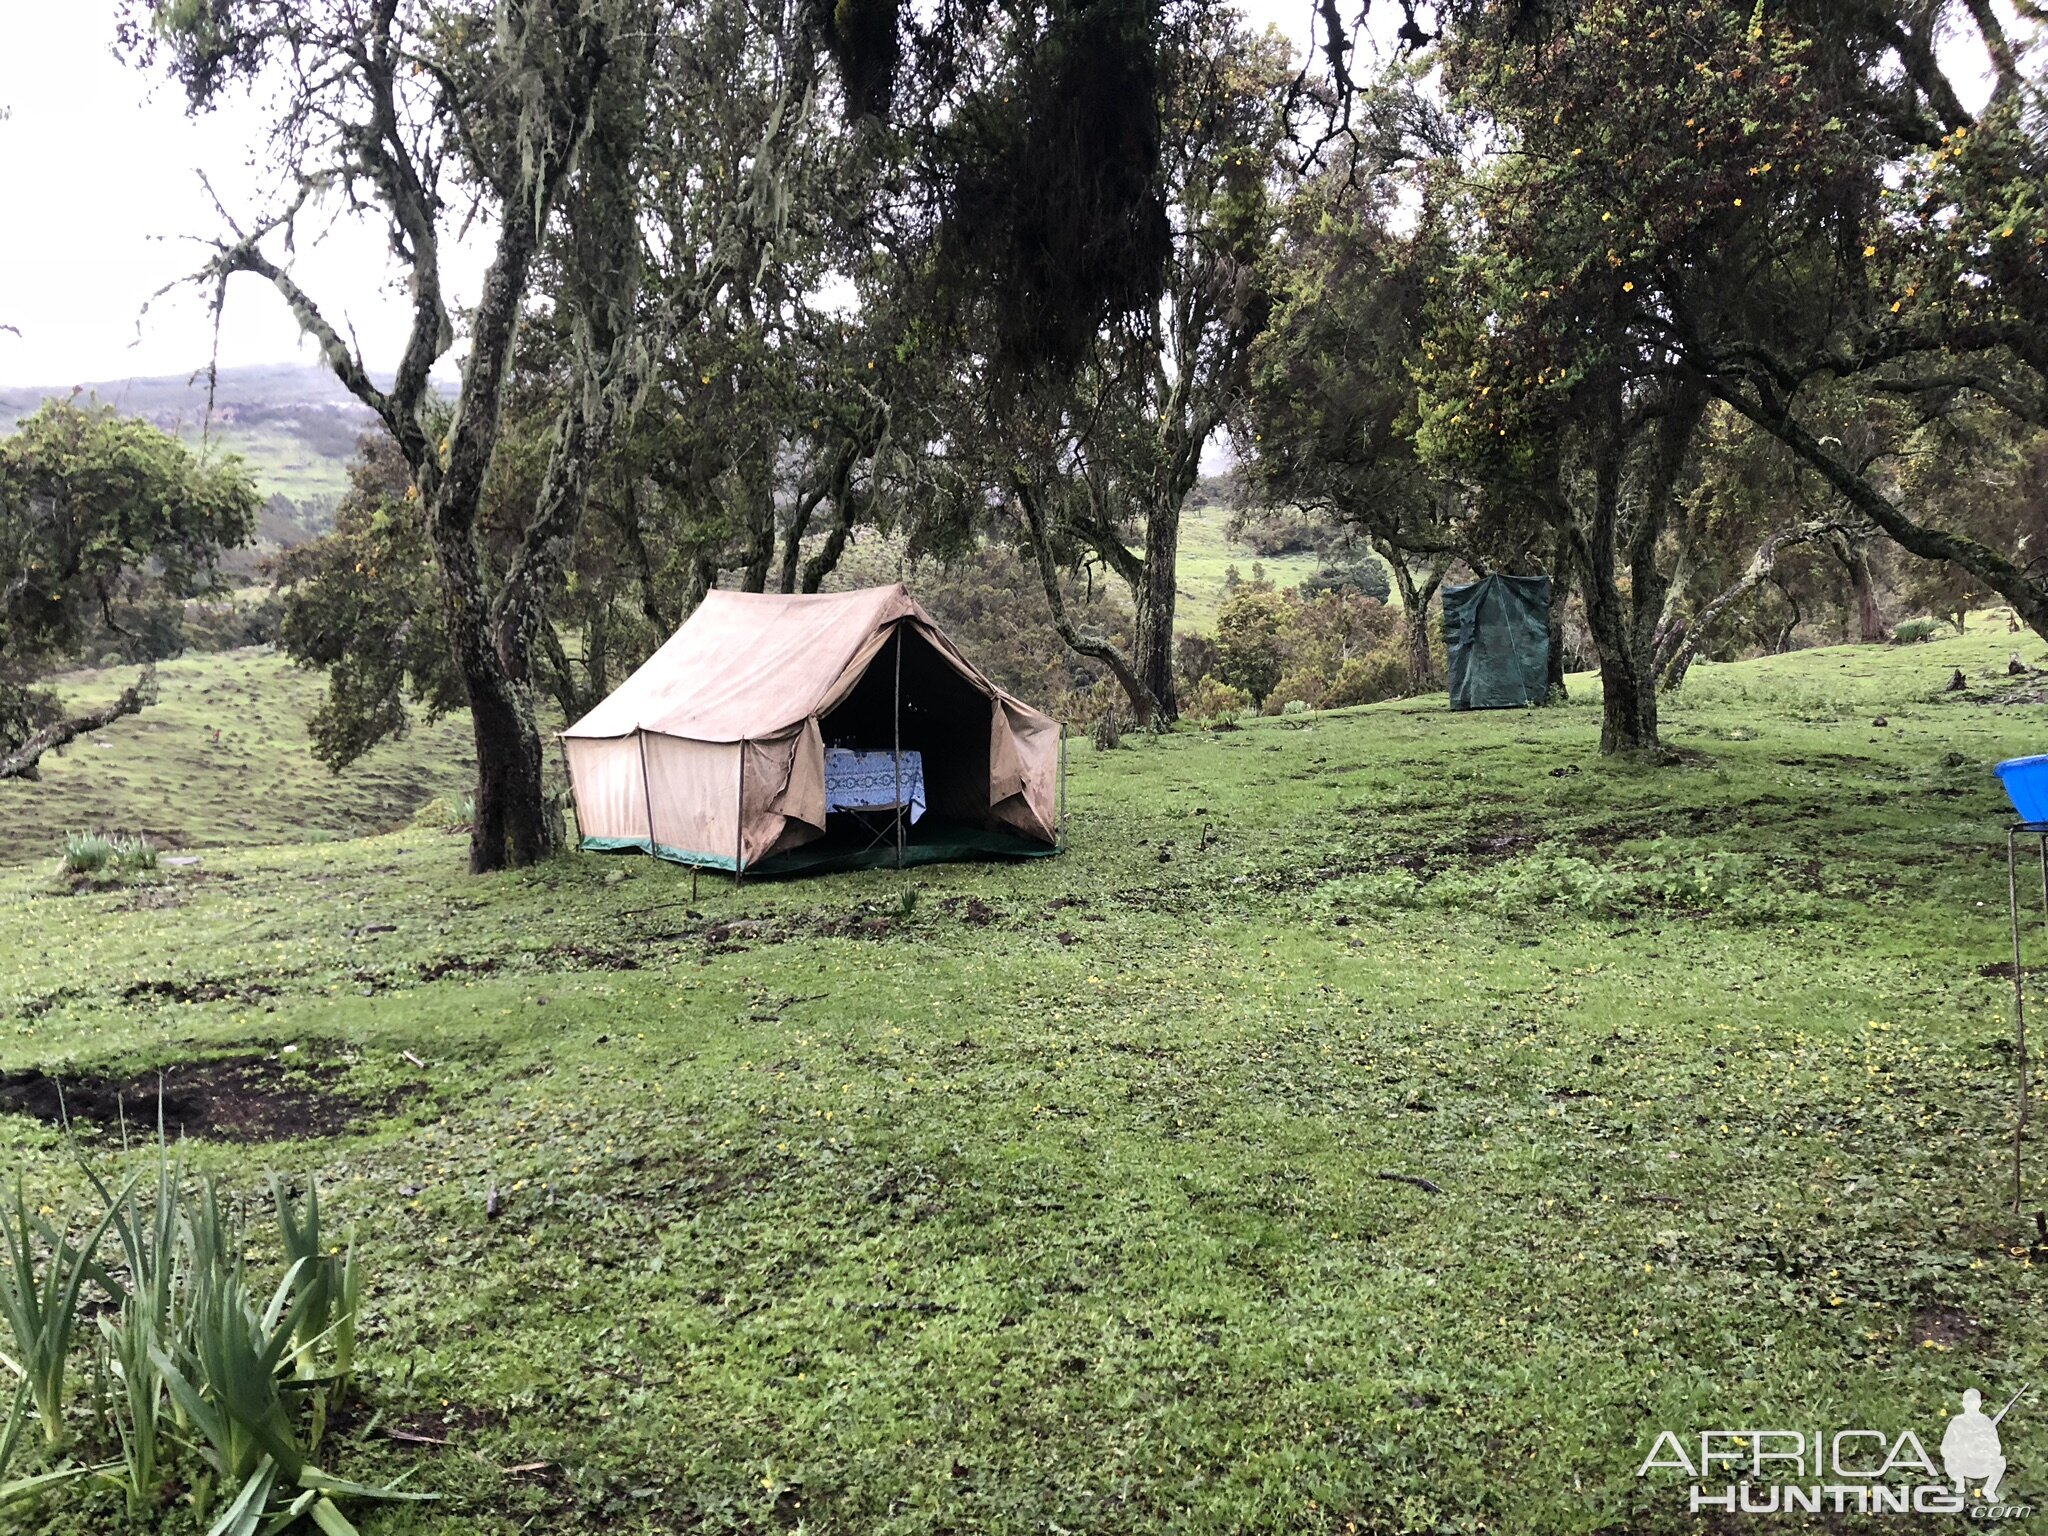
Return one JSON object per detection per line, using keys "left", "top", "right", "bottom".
{"left": 562, "top": 584, "right": 1007, "bottom": 744}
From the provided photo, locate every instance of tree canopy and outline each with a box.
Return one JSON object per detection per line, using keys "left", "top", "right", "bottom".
{"left": 0, "top": 398, "right": 258, "bottom": 779}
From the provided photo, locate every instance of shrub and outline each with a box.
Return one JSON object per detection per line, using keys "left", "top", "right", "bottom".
{"left": 1266, "top": 667, "right": 1326, "bottom": 715}
{"left": 110, "top": 837, "right": 156, "bottom": 872}
{"left": 1182, "top": 676, "right": 1251, "bottom": 723}
{"left": 1214, "top": 588, "right": 1294, "bottom": 706}
{"left": 1891, "top": 617, "right": 1940, "bottom": 644}
{"left": 60, "top": 834, "right": 156, "bottom": 878}
{"left": 1322, "top": 651, "right": 1408, "bottom": 708}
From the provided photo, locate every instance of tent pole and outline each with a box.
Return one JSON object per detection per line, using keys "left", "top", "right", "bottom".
{"left": 735, "top": 743, "right": 746, "bottom": 889}
{"left": 1058, "top": 721, "right": 1067, "bottom": 852}
{"left": 635, "top": 730, "right": 656, "bottom": 860}
{"left": 556, "top": 735, "right": 578, "bottom": 847}
{"left": 893, "top": 626, "right": 905, "bottom": 871}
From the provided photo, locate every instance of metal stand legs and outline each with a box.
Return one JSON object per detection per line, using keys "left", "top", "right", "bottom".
{"left": 2006, "top": 826, "right": 2045, "bottom": 1210}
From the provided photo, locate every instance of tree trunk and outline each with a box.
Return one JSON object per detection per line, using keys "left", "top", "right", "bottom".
{"left": 1134, "top": 497, "right": 1181, "bottom": 724}
{"left": 1013, "top": 477, "right": 1159, "bottom": 722}
{"left": 1571, "top": 420, "right": 1657, "bottom": 755}
{"left": 0, "top": 668, "right": 156, "bottom": 781}
{"left": 1373, "top": 538, "right": 1443, "bottom": 693}
{"left": 1662, "top": 524, "right": 1817, "bottom": 690}
{"left": 1576, "top": 528, "right": 1660, "bottom": 753}
{"left": 1847, "top": 543, "right": 1886, "bottom": 642}
{"left": 1545, "top": 528, "right": 1572, "bottom": 701}
{"left": 1711, "top": 379, "right": 2048, "bottom": 644}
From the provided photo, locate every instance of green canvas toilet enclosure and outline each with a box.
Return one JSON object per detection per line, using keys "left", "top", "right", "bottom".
{"left": 1442, "top": 574, "right": 1551, "bottom": 710}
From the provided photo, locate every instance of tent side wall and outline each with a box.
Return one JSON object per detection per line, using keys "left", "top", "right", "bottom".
{"left": 567, "top": 732, "right": 749, "bottom": 869}
{"left": 648, "top": 732, "right": 747, "bottom": 867}
{"left": 564, "top": 736, "right": 652, "bottom": 851}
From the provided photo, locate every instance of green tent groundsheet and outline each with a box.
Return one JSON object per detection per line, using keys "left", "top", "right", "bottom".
{"left": 1442, "top": 573, "right": 1551, "bottom": 710}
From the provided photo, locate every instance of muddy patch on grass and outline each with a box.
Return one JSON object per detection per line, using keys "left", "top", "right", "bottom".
{"left": 0, "top": 1051, "right": 400, "bottom": 1142}
{"left": 418, "top": 953, "right": 502, "bottom": 981}
{"left": 122, "top": 976, "right": 278, "bottom": 1006}
{"left": 1910, "top": 1303, "right": 1982, "bottom": 1350}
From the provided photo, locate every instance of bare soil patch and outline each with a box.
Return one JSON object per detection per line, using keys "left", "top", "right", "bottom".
{"left": 0, "top": 1050, "right": 396, "bottom": 1142}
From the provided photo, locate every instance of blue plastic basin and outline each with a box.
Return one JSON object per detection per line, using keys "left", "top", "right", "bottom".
{"left": 1995, "top": 756, "right": 2048, "bottom": 822}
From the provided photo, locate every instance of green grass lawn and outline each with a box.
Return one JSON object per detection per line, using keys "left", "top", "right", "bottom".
{"left": 3, "top": 624, "right": 2047, "bottom": 1532}
{"left": 1174, "top": 502, "right": 1329, "bottom": 632}
{"left": 0, "top": 649, "right": 476, "bottom": 864}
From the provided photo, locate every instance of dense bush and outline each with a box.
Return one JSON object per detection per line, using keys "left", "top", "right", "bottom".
{"left": 1200, "top": 582, "right": 1411, "bottom": 714}
{"left": 1297, "top": 555, "right": 1392, "bottom": 604}
{"left": 1181, "top": 675, "right": 1251, "bottom": 723}
{"left": 1225, "top": 504, "right": 1339, "bottom": 559}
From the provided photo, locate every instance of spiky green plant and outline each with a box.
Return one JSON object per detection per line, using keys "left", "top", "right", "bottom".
{"left": 58, "top": 832, "right": 114, "bottom": 875}
{"left": 271, "top": 1177, "right": 361, "bottom": 1437}
{"left": 0, "top": 1376, "right": 105, "bottom": 1512}
{"left": 81, "top": 1135, "right": 187, "bottom": 1515}
{"left": 152, "top": 1249, "right": 426, "bottom": 1534}
{"left": 111, "top": 836, "right": 158, "bottom": 873}
{"left": 97, "top": 1296, "right": 168, "bottom": 1516}
{"left": 0, "top": 1179, "right": 124, "bottom": 1449}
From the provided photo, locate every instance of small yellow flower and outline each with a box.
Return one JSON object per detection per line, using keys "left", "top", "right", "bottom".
{"left": 1863, "top": 244, "right": 1876, "bottom": 257}
{"left": 1622, "top": 281, "right": 1635, "bottom": 293}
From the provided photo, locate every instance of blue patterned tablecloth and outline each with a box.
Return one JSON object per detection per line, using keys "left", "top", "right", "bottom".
{"left": 824, "top": 748, "right": 926, "bottom": 823}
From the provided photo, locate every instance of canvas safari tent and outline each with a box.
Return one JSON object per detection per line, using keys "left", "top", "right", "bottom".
{"left": 561, "top": 585, "right": 1063, "bottom": 876}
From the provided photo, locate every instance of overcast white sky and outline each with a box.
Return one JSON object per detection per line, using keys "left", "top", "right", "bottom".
{"left": 0, "top": 0, "right": 1389, "bottom": 390}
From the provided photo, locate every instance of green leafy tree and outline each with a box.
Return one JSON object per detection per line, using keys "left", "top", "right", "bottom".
{"left": 0, "top": 399, "right": 257, "bottom": 780}
{"left": 994, "top": 12, "right": 1294, "bottom": 724}
{"left": 1212, "top": 585, "right": 1293, "bottom": 707}
{"left": 1245, "top": 119, "right": 1470, "bottom": 694}
{"left": 131, "top": 0, "right": 656, "bottom": 870}
{"left": 273, "top": 435, "right": 464, "bottom": 770}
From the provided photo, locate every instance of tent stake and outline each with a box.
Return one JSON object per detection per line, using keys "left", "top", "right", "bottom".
{"left": 893, "top": 626, "right": 905, "bottom": 871}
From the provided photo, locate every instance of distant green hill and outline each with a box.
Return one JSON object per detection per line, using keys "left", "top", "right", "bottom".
{"left": 0, "top": 648, "right": 476, "bottom": 863}
{"left": 0, "top": 363, "right": 380, "bottom": 550}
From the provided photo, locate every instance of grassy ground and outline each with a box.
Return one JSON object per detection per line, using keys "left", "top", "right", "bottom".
{"left": 1174, "top": 503, "right": 1328, "bottom": 631}
{"left": 3, "top": 623, "right": 2047, "bottom": 1532}
{"left": 0, "top": 649, "right": 475, "bottom": 864}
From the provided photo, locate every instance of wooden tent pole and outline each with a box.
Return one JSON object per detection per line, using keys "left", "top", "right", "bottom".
{"left": 1058, "top": 721, "right": 1067, "bottom": 852}
{"left": 893, "top": 626, "right": 905, "bottom": 871}
{"left": 556, "top": 734, "right": 579, "bottom": 846}
{"left": 735, "top": 742, "right": 746, "bottom": 889}
{"left": 635, "top": 730, "right": 656, "bottom": 858}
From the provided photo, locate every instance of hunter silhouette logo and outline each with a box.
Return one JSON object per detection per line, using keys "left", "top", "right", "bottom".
{"left": 1942, "top": 1386, "right": 2024, "bottom": 1501}
{"left": 1638, "top": 1385, "right": 2032, "bottom": 1518}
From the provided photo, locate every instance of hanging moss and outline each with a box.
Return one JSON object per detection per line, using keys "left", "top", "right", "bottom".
{"left": 939, "top": 0, "right": 1173, "bottom": 377}
{"left": 820, "top": 0, "right": 902, "bottom": 119}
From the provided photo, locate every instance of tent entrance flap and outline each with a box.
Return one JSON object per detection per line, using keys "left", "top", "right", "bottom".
{"left": 1442, "top": 573, "right": 1551, "bottom": 711}
{"left": 817, "top": 623, "right": 999, "bottom": 833}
